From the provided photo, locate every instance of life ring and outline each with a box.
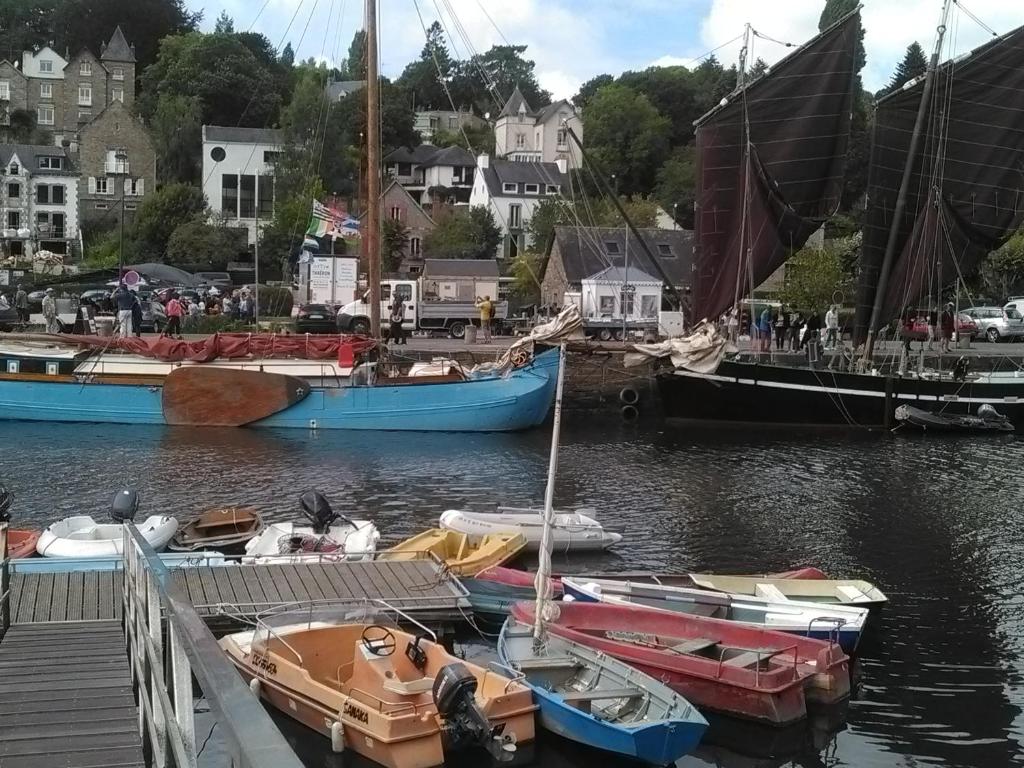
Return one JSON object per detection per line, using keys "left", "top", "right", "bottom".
{"left": 619, "top": 386, "right": 640, "bottom": 405}
{"left": 510, "top": 348, "right": 530, "bottom": 367}
{"left": 621, "top": 404, "right": 639, "bottom": 422}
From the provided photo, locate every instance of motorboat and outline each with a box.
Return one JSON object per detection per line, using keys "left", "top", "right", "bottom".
{"left": 461, "top": 568, "right": 563, "bottom": 620}
{"left": 242, "top": 492, "right": 378, "bottom": 562}
{"left": 379, "top": 530, "right": 526, "bottom": 577}
{"left": 563, "top": 577, "right": 868, "bottom": 654}
{"left": 220, "top": 606, "right": 536, "bottom": 768}
{"left": 498, "top": 616, "right": 707, "bottom": 764}
{"left": 439, "top": 507, "right": 622, "bottom": 552}
{"left": 513, "top": 600, "right": 851, "bottom": 726}
{"left": 7, "top": 529, "right": 40, "bottom": 559}
{"left": 170, "top": 506, "right": 264, "bottom": 552}
{"left": 689, "top": 573, "right": 888, "bottom": 610}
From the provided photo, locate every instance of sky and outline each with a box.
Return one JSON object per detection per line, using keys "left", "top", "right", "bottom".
{"left": 189, "top": 0, "right": 1024, "bottom": 102}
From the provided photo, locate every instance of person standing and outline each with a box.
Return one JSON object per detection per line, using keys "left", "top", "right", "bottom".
{"left": 758, "top": 305, "right": 772, "bottom": 352}
{"left": 163, "top": 292, "right": 184, "bottom": 339}
{"left": 940, "top": 302, "right": 955, "bottom": 353}
{"left": 41, "top": 288, "right": 59, "bottom": 333}
{"left": 388, "top": 298, "right": 406, "bottom": 345}
{"left": 475, "top": 295, "right": 493, "bottom": 343}
{"left": 727, "top": 308, "right": 739, "bottom": 343}
{"left": 790, "top": 311, "right": 805, "bottom": 352}
{"left": 131, "top": 292, "right": 143, "bottom": 337}
{"left": 775, "top": 307, "right": 788, "bottom": 351}
{"left": 825, "top": 304, "right": 840, "bottom": 349}
{"left": 927, "top": 306, "right": 938, "bottom": 350}
{"left": 113, "top": 283, "right": 134, "bottom": 337}
{"left": 13, "top": 285, "right": 28, "bottom": 324}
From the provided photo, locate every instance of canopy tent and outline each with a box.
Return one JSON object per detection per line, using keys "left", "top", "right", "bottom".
{"left": 124, "top": 263, "right": 199, "bottom": 287}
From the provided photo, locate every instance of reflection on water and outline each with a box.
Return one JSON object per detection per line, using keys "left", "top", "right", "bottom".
{"left": 3, "top": 417, "right": 1023, "bottom": 767}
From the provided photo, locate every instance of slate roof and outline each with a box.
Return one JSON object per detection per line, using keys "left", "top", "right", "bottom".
{"left": 384, "top": 145, "right": 474, "bottom": 168}
{"left": 423, "top": 259, "right": 499, "bottom": 278}
{"left": 498, "top": 86, "right": 534, "bottom": 118}
{"left": 586, "top": 265, "right": 662, "bottom": 284}
{"left": 204, "top": 125, "right": 284, "bottom": 145}
{"left": 480, "top": 158, "right": 566, "bottom": 198}
{"left": 0, "top": 144, "right": 76, "bottom": 177}
{"left": 535, "top": 100, "right": 573, "bottom": 125}
{"left": 546, "top": 226, "right": 695, "bottom": 287}
{"left": 326, "top": 80, "right": 365, "bottom": 100}
{"left": 101, "top": 26, "right": 135, "bottom": 62}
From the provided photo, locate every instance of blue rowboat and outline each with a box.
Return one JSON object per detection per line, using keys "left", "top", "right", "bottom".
{"left": 0, "top": 347, "right": 559, "bottom": 432}
{"left": 498, "top": 617, "right": 707, "bottom": 764}
{"left": 462, "top": 577, "right": 547, "bottom": 619}
{"left": 562, "top": 576, "right": 866, "bottom": 655}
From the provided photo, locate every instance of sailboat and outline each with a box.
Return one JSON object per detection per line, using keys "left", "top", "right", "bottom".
{"left": 497, "top": 345, "right": 708, "bottom": 763}
{"left": 651, "top": 7, "right": 1024, "bottom": 429}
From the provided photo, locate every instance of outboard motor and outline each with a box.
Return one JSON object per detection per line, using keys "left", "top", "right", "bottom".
{"left": 111, "top": 488, "right": 139, "bottom": 523}
{"left": 0, "top": 485, "right": 11, "bottom": 523}
{"left": 433, "top": 662, "right": 515, "bottom": 761}
{"left": 952, "top": 356, "right": 970, "bottom": 382}
{"left": 299, "top": 491, "right": 340, "bottom": 535}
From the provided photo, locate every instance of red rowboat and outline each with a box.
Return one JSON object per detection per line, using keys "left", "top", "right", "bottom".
{"left": 7, "top": 529, "right": 40, "bottom": 558}
{"left": 480, "top": 566, "right": 825, "bottom": 590}
{"left": 513, "top": 600, "right": 849, "bottom": 726}
{"left": 475, "top": 566, "right": 563, "bottom": 594}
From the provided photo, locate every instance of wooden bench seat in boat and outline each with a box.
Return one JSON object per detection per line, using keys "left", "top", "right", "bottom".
{"left": 668, "top": 638, "right": 719, "bottom": 655}
{"left": 560, "top": 687, "right": 644, "bottom": 702}
{"left": 753, "top": 583, "right": 789, "bottom": 602}
{"left": 722, "top": 651, "right": 767, "bottom": 668}
{"left": 515, "top": 656, "right": 578, "bottom": 670}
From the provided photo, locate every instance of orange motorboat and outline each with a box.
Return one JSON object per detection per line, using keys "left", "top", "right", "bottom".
{"left": 7, "top": 529, "right": 40, "bottom": 559}
{"left": 221, "top": 609, "right": 535, "bottom": 768}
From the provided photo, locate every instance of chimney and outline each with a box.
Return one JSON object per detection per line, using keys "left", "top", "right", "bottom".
{"left": 478, "top": 153, "right": 490, "bottom": 170}
{"left": 556, "top": 157, "right": 567, "bottom": 174}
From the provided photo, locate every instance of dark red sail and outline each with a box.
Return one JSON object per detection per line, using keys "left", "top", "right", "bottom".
{"left": 855, "top": 26, "right": 1024, "bottom": 340}
{"left": 692, "top": 12, "right": 861, "bottom": 322}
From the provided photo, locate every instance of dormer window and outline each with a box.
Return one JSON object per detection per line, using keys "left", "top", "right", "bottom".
{"left": 524, "top": 183, "right": 539, "bottom": 194}
{"left": 112, "top": 67, "right": 124, "bottom": 81}
{"left": 502, "top": 182, "right": 518, "bottom": 194}
{"left": 657, "top": 243, "right": 673, "bottom": 257}
{"left": 546, "top": 184, "right": 559, "bottom": 194}
{"left": 38, "top": 156, "right": 63, "bottom": 170}
{"left": 39, "top": 59, "right": 53, "bottom": 73}
{"left": 9, "top": 163, "right": 19, "bottom": 175}
{"left": 604, "top": 241, "right": 620, "bottom": 255}
{"left": 80, "top": 61, "right": 92, "bottom": 76}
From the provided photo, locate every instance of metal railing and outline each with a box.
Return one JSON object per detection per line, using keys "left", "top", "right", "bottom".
{"left": 122, "top": 524, "right": 304, "bottom": 768}
{"left": 0, "top": 523, "right": 9, "bottom": 641}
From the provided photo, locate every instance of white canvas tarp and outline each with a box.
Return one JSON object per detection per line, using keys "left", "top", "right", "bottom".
{"left": 624, "top": 322, "right": 735, "bottom": 374}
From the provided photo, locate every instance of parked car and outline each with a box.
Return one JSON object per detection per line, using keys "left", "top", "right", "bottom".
{"left": 139, "top": 299, "right": 167, "bottom": 333}
{"left": 194, "top": 272, "right": 233, "bottom": 292}
{"left": 904, "top": 311, "right": 978, "bottom": 341}
{"left": 962, "top": 306, "right": 1024, "bottom": 342}
{"left": 295, "top": 303, "right": 338, "bottom": 334}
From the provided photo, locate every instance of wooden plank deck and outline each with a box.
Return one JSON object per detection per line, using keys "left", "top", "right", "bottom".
{"left": 0, "top": 621, "right": 145, "bottom": 768}
{"left": 10, "top": 559, "right": 469, "bottom": 626}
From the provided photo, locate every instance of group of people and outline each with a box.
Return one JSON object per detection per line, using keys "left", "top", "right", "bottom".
{"left": 902, "top": 302, "right": 956, "bottom": 353}
{"left": 721, "top": 304, "right": 843, "bottom": 353}
{"left": 0, "top": 286, "right": 31, "bottom": 324}
{"left": 385, "top": 293, "right": 496, "bottom": 346}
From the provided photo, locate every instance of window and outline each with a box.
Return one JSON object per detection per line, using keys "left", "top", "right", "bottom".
{"left": 394, "top": 284, "right": 413, "bottom": 303}
{"left": 6, "top": 212, "right": 19, "bottom": 229}
{"left": 428, "top": 117, "right": 439, "bottom": 129}
{"left": 556, "top": 128, "right": 568, "bottom": 148}
{"left": 126, "top": 178, "right": 144, "bottom": 196}
{"left": 124, "top": 202, "right": 137, "bottom": 211}
{"left": 40, "top": 82, "right": 52, "bottom": 99}
{"left": 448, "top": 116, "right": 458, "bottom": 129}
{"left": 39, "top": 59, "right": 53, "bottom": 73}
{"left": 80, "top": 61, "right": 92, "bottom": 76}
{"left": 8, "top": 162, "right": 17, "bottom": 174}
{"left": 239, "top": 174, "right": 256, "bottom": 217}
{"left": 524, "top": 183, "right": 539, "bottom": 194}
{"left": 7, "top": 183, "right": 18, "bottom": 198}
{"left": 604, "top": 241, "right": 620, "bottom": 255}
{"left": 258, "top": 175, "right": 274, "bottom": 216}
{"left": 508, "top": 203, "right": 522, "bottom": 229}
{"left": 657, "top": 243, "right": 673, "bottom": 257}
{"left": 222, "top": 174, "right": 238, "bottom": 216}
{"left": 620, "top": 288, "right": 635, "bottom": 316}
{"left": 111, "top": 87, "right": 124, "bottom": 103}
{"left": 545, "top": 184, "right": 559, "bottom": 194}
{"left": 94, "top": 202, "right": 109, "bottom": 210}
{"left": 502, "top": 182, "right": 517, "bottom": 194}
{"left": 389, "top": 206, "right": 402, "bottom": 221}
{"left": 641, "top": 295, "right": 658, "bottom": 318}
{"left": 410, "top": 237, "right": 421, "bottom": 256}
{"left": 36, "top": 185, "right": 64, "bottom": 204}
{"left": 78, "top": 111, "right": 91, "bottom": 123}
{"left": 78, "top": 84, "right": 92, "bottom": 106}
{"left": 93, "top": 176, "right": 109, "bottom": 194}
{"left": 112, "top": 67, "right": 124, "bottom": 81}
{"left": 0, "top": 80, "right": 8, "bottom": 100}
{"left": 37, "top": 105, "right": 54, "bottom": 125}
{"left": 599, "top": 295, "right": 616, "bottom": 314}
{"left": 515, "top": 133, "right": 526, "bottom": 149}
{"left": 397, "top": 162, "right": 412, "bottom": 177}
{"left": 38, "top": 156, "right": 63, "bottom": 170}
{"left": 36, "top": 212, "right": 64, "bottom": 237}
{"left": 105, "top": 150, "right": 129, "bottom": 174}
{"left": 263, "top": 150, "right": 280, "bottom": 164}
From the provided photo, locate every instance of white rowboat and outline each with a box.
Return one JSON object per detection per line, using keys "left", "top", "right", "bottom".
{"left": 36, "top": 515, "right": 178, "bottom": 558}
{"left": 689, "top": 573, "right": 888, "bottom": 609}
{"left": 439, "top": 507, "right": 621, "bottom": 552}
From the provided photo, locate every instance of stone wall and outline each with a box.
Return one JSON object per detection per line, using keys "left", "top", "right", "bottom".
{"left": 63, "top": 51, "right": 108, "bottom": 135}
{"left": 77, "top": 101, "right": 155, "bottom": 224}
{"left": 540, "top": 240, "right": 571, "bottom": 307}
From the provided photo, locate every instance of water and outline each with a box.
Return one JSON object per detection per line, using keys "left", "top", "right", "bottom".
{"left": 2, "top": 417, "right": 1023, "bottom": 767}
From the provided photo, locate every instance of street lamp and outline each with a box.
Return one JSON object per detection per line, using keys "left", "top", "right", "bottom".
{"left": 114, "top": 149, "right": 128, "bottom": 276}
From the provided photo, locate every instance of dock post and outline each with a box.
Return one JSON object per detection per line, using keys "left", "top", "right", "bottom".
{"left": 0, "top": 523, "right": 8, "bottom": 639}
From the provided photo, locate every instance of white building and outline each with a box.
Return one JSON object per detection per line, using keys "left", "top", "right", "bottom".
{"left": 493, "top": 87, "right": 582, "bottom": 169}
{"left": 201, "top": 125, "right": 282, "bottom": 244}
{"left": 414, "top": 109, "right": 486, "bottom": 142}
{"left": 384, "top": 145, "right": 475, "bottom": 210}
{"left": 20, "top": 45, "right": 67, "bottom": 80}
{"left": 469, "top": 154, "right": 567, "bottom": 258}
{"left": 0, "top": 144, "right": 79, "bottom": 259}
{"left": 580, "top": 266, "right": 662, "bottom": 321}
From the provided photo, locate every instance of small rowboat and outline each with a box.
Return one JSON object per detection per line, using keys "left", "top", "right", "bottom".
{"left": 170, "top": 507, "right": 264, "bottom": 552}
{"left": 7, "top": 529, "right": 40, "bottom": 559}
{"left": 379, "top": 529, "right": 526, "bottom": 577}
{"left": 563, "top": 576, "right": 868, "bottom": 654}
{"left": 462, "top": 568, "right": 563, "bottom": 619}
{"left": 895, "top": 403, "right": 1014, "bottom": 433}
{"left": 689, "top": 574, "right": 888, "bottom": 610}
{"left": 440, "top": 507, "right": 621, "bottom": 552}
{"left": 514, "top": 600, "right": 850, "bottom": 726}
{"left": 498, "top": 616, "right": 708, "bottom": 764}
{"left": 36, "top": 515, "right": 178, "bottom": 558}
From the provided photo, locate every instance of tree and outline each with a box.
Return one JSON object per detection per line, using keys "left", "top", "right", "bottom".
{"left": 583, "top": 84, "right": 670, "bottom": 195}
{"left": 138, "top": 32, "right": 287, "bottom": 127}
{"left": 448, "top": 45, "right": 551, "bottom": 114}
{"left": 573, "top": 74, "right": 614, "bottom": 110}
{"left": 429, "top": 123, "right": 494, "bottom": 154}
{"left": 165, "top": 219, "right": 246, "bottom": 268}
{"left": 779, "top": 239, "right": 855, "bottom": 312}
{"left": 508, "top": 252, "right": 543, "bottom": 304}
{"left": 396, "top": 21, "right": 454, "bottom": 110}
{"left": 131, "top": 183, "right": 207, "bottom": 259}
{"left": 424, "top": 206, "right": 501, "bottom": 259}
{"left": 878, "top": 42, "right": 926, "bottom": 98}
{"left": 689, "top": 56, "right": 736, "bottom": 116}
{"left": 339, "top": 31, "right": 367, "bottom": 80}
{"left": 214, "top": 10, "right": 234, "bottom": 33}
{"left": 331, "top": 78, "right": 418, "bottom": 154}
{"left": 588, "top": 196, "right": 659, "bottom": 228}
{"left": 617, "top": 66, "right": 698, "bottom": 147}
{"left": 525, "top": 197, "right": 574, "bottom": 252}
{"left": 279, "top": 42, "right": 295, "bottom": 67}
{"left": 0, "top": 0, "right": 57, "bottom": 64}
{"left": 151, "top": 94, "right": 202, "bottom": 184}
{"left": 3, "top": 108, "right": 51, "bottom": 145}
{"left": 982, "top": 233, "right": 1024, "bottom": 298}
{"left": 655, "top": 146, "right": 697, "bottom": 229}
{"left": 381, "top": 218, "right": 409, "bottom": 273}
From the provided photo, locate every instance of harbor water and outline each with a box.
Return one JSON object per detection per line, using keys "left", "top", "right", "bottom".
{"left": 2, "top": 417, "right": 1022, "bottom": 767}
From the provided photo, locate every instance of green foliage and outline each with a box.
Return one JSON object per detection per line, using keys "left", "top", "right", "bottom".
{"left": 396, "top": 22, "right": 454, "bottom": 110}
{"left": 448, "top": 45, "right": 551, "bottom": 114}
{"left": 780, "top": 239, "right": 856, "bottom": 312}
{"left": 83, "top": 228, "right": 121, "bottom": 269}
{"left": 981, "top": 233, "right": 1024, "bottom": 298}
{"left": 255, "top": 284, "right": 293, "bottom": 317}
{"left": 138, "top": 32, "right": 287, "bottom": 127}
{"left": 656, "top": 146, "right": 696, "bottom": 229}
{"left": 164, "top": 219, "right": 246, "bottom": 268}
{"left": 132, "top": 183, "right": 207, "bottom": 259}
{"left": 616, "top": 66, "right": 699, "bottom": 147}
{"left": 525, "top": 197, "right": 574, "bottom": 251}
{"left": 213, "top": 10, "right": 234, "bottom": 33}
{"left": 429, "top": 124, "right": 494, "bottom": 154}
{"left": 279, "top": 42, "right": 295, "bottom": 67}
{"left": 258, "top": 177, "right": 326, "bottom": 272}
{"left": 583, "top": 84, "right": 671, "bottom": 196}
{"left": 877, "top": 42, "right": 926, "bottom": 98}
{"left": 0, "top": 0, "right": 57, "bottom": 64}
{"left": 819, "top": 0, "right": 865, "bottom": 73}
{"left": 508, "top": 251, "right": 543, "bottom": 304}
{"left": 424, "top": 206, "right": 501, "bottom": 259}
{"left": 331, "top": 78, "right": 418, "bottom": 155}
{"left": 3, "top": 108, "right": 51, "bottom": 145}
{"left": 573, "top": 74, "right": 614, "bottom": 110}
{"left": 588, "top": 196, "right": 659, "bottom": 229}
{"left": 381, "top": 218, "right": 409, "bottom": 273}
{"left": 151, "top": 94, "right": 202, "bottom": 184}
{"left": 339, "top": 31, "right": 367, "bottom": 80}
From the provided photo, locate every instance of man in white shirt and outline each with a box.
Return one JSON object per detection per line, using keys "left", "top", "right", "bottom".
{"left": 825, "top": 304, "right": 839, "bottom": 348}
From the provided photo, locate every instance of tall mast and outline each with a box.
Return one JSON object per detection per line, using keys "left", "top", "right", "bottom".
{"left": 365, "top": 0, "right": 381, "bottom": 339}
{"left": 861, "top": 0, "right": 952, "bottom": 363}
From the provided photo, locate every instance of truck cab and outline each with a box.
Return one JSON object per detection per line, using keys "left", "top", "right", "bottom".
{"left": 337, "top": 279, "right": 418, "bottom": 335}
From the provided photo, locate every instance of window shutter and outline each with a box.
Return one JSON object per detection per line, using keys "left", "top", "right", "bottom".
{"left": 137, "top": 178, "right": 144, "bottom": 196}
{"left": 123, "top": 178, "right": 130, "bottom": 195}
{"left": 88, "top": 176, "right": 95, "bottom": 194}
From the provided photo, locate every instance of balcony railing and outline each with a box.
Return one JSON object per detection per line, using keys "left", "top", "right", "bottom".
{"left": 105, "top": 160, "right": 130, "bottom": 174}
{"left": 35, "top": 226, "right": 66, "bottom": 239}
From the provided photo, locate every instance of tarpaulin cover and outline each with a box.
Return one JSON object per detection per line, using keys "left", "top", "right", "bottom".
{"left": 854, "top": 25, "right": 1024, "bottom": 342}
{"left": 692, "top": 11, "right": 860, "bottom": 322}
{"left": 50, "top": 333, "right": 377, "bottom": 363}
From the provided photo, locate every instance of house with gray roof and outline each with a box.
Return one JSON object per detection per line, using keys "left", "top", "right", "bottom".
{"left": 414, "top": 109, "right": 486, "bottom": 141}
{"left": 326, "top": 79, "right": 365, "bottom": 101}
{"left": 384, "top": 144, "right": 476, "bottom": 210}
{"left": 493, "top": 86, "right": 582, "bottom": 169}
{"left": 469, "top": 154, "right": 568, "bottom": 258}
{"left": 0, "top": 143, "right": 79, "bottom": 259}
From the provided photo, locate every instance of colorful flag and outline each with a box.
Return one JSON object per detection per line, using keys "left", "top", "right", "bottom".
{"left": 307, "top": 199, "right": 361, "bottom": 239}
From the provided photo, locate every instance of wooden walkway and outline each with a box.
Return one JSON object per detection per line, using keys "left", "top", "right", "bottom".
{"left": 9, "top": 559, "right": 468, "bottom": 627}
{"left": 0, "top": 621, "right": 144, "bottom": 768}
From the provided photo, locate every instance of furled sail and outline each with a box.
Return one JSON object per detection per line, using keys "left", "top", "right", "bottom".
{"left": 855, "top": 26, "right": 1024, "bottom": 341}
{"left": 692, "top": 11, "right": 861, "bottom": 322}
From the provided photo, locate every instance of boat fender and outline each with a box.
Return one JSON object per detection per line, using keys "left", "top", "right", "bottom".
{"left": 619, "top": 386, "right": 640, "bottom": 405}
{"left": 0, "top": 484, "right": 10, "bottom": 523}
{"left": 249, "top": 677, "right": 261, "bottom": 696}
{"left": 330, "top": 720, "right": 345, "bottom": 753}
{"left": 621, "top": 404, "right": 639, "bottom": 422}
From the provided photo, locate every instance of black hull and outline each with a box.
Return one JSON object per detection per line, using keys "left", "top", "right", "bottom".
{"left": 656, "top": 361, "right": 1024, "bottom": 429}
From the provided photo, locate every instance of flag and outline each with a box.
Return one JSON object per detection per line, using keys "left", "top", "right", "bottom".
{"left": 307, "top": 200, "right": 361, "bottom": 239}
